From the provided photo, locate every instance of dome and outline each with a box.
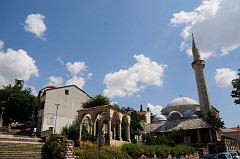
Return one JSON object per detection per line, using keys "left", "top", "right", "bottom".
{"left": 153, "top": 114, "right": 167, "bottom": 122}
{"left": 167, "top": 111, "right": 183, "bottom": 120}
{"left": 167, "top": 97, "right": 199, "bottom": 107}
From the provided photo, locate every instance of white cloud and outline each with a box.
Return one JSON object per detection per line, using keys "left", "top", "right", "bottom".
{"left": 147, "top": 103, "right": 163, "bottom": 115}
{"left": 24, "top": 13, "right": 46, "bottom": 39}
{"left": 66, "top": 76, "right": 85, "bottom": 89}
{"left": 56, "top": 56, "right": 64, "bottom": 65}
{"left": 47, "top": 61, "right": 92, "bottom": 89}
{"left": 0, "top": 48, "right": 39, "bottom": 88}
{"left": 66, "top": 61, "right": 86, "bottom": 76}
{"left": 170, "top": 0, "right": 240, "bottom": 59}
{"left": 48, "top": 76, "right": 63, "bottom": 86}
{"left": 87, "top": 72, "right": 93, "bottom": 80}
{"left": 103, "top": 54, "right": 167, "bottom": 98}
{"left": 215, "top": 68, "right": 238, "bottom": 88}
{"left": 0, "top": 40, "right": 4, "bottom": 49}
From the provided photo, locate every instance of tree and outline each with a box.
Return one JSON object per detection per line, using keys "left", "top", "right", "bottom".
{"left": 0, "top": 84, "right": 38, "bottom": 125}
{"left": 231, "top": 69, "right": 240, "bottom": 105}
{"left": 121, "top": 106, "right": 143, "bottom": 141}
{"left": 82, "top": 94, "right": 110, "bottom": 108}
{"left": 206, "top": 109, "right": 225, "bottom": 131}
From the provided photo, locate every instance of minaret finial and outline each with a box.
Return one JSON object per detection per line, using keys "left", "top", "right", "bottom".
{"left": 140, "top": 104, "right": 143, "bottom": 112}
{"left": 192, "top": 34, "right": 201, "bottom": 61}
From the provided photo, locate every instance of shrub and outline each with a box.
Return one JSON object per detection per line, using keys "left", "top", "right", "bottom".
{"left": 74, "top": 143, "right": 131, "bottom": 159}
{"left": 144, "top": 145, "right": 156, "bottom": 158}
{"left": 43, "top": 134, "right": 64, "bottom": 159}
{"left": 156, "top": 145, "right": 171, "bottom": 158}
{"left": 121, "top": 143, "right": 144, "bottom": 158}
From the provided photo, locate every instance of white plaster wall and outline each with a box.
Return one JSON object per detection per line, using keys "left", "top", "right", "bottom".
{"left": 40, "top": 86, "right": 90, "bottom": 133}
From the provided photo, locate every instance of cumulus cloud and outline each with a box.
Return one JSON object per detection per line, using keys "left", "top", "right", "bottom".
{"left": 66, "top": 61, "right": 86, "bottom": 76}
{"left": 170, "top": 0, "right": 240, "bottom": 59}
{"left": 47, "top": 61, "right": 92, "bottom": 89}
{"left": 147, "top": 103, "right": 163, "bottom": 115}
{"left": 215, "top": 68, "right": 238, "bottom": 88}
{"left": 0, "top": 48, "right": 39, "bottom": 88}
{"left": 103, "top": 54, "right": 167, "bottom": 98}
{"left": 0, "top": 40, "right": 4, "bottom": 49}
{"left": 24, "top": 13, "right": 47, "bottom": 39}
{"left": 48, "top": 76, "right": 64, "bottom": 86}
{"left": 66, "top": 76, "right": 85, "bottom": 89}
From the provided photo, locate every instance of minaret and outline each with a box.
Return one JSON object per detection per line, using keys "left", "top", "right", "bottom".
{"left": 191, "top": 34, "right": 211, "bottom": 117}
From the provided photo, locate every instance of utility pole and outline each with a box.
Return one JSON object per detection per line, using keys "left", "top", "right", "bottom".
{"left": 54, "top": 104, "right": 60, "bottom": 133}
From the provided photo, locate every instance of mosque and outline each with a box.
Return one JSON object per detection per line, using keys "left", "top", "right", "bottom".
{"left": 140, "top": 35, "right": 216, "bottom": 145}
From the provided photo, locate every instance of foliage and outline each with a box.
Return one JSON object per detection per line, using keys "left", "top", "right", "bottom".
{"left": 61, "top": 120, "right": 79, "bottom": 144}
{"left": 121, "top": 143, "right": 144, "bottom": 158}
{"left": 142, "top": 129, "right": 186, "bottom": 146}
{"left": 0, "top": 84, "right": 38, "bottom": 125}
{"left": 82, "top": 94, "right": 110, "bottom": 108}
{"left": 168, "top": 129, "right": 187, "bottom": 145}
{"left": 121, "top": 106, "right": 143, "bottom": 141}
{"left": 74, "top": 142, "right": 131, "bottom": 159}
{"left": 121, "top": 143, "right": 195, "bottom": 158}
{"left": 206, "top": 109, "right": 225, "bottom": 131}
{"left": 43, "top": 134, "right": 64, "bottom": 159}
{"left": 155, "top": 145, "right": 171, "bottom": 158}
{"left": 171, "top": 145, "right": 195, "bottom": 157}
{"left": 231, "top": 69, "right": 240, "bottom": 105}
{"left": 81, "top": 124, "right": 93, "bottom": 141}
{"left": 143, "top": 134, "right": 174, "bottom": 146}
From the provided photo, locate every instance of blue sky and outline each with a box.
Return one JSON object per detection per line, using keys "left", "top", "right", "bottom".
{"left": 0, "top": 0, "right": 239, "bottom": 128}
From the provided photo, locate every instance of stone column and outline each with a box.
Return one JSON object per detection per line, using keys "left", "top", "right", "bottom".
{"left": 79, "top": 124, "right": 82, "bottom": 141}
{"left": 126, "top": 123, "right": 131, "bottom": 141}
{"left": 118, "top": 122, "right": 122, "bottom": 141}
{"left": 197, "top": 129, "right": 201, "bottom": 143}
{"left": 108, "top": 118, "right": 112, "bottom": 140}
{"left": 113, "top": 125, "right": 116, "bottom": 140}
{"left": 93, "top": 120, "right": 97, "bottom": 136}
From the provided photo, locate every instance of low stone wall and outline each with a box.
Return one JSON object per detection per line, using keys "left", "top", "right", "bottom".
{"left": 64, "top": 140, "right": 75, "bottom": 159}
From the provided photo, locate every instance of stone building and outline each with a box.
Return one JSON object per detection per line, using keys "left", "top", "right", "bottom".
{"left": 141, "top": 35, "right": 215, "bottom": 145}
{"left": 37, "top": 85, "right": 91, "bottom": 134}
{"left": 78, "top": 105, "right": 131, "bottom": 147}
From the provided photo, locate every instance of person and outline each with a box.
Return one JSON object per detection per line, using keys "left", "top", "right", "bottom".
{"left": 33, "top": 127, "right": 37, "bottom": 137}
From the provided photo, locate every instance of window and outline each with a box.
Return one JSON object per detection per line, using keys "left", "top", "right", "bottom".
{"left": 65, "top": 89, "right": 69, "bottom": 95}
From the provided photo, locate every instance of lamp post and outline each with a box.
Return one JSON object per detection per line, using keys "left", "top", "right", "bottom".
{"left": 0, "top": 107, "right": 5, "bottom": 127}
{"left": 54, "top": 104, "right": 60, "bottom": 134}
{"left": 1, "top": 107, "right": 5, "bottom": 119}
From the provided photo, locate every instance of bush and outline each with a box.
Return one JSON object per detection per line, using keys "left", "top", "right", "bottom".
{"left": 43, "top": 134, "right": 64, "bottom": 159}
{"left": 74, "top": 143, "right": 131, "bottom": 159}
{"left": 144, "top": 145, "right": 156, "bottom": 158}
{"left": 121, "top": 143, "right": 144, "bottom": 158}
{"left": 156, "top": 145, "right": 171, "bottom": 158}
{"left": 122, "top": 143, "right": 195, "bottom": 159}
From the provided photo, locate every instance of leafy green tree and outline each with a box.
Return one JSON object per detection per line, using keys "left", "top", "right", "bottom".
{"left": 231, "top": 69, "right": 240, "bottom": 105}
{"left": 82, "top": 94, "right": 110, "bottom": 108}
{"left": 0, "top": 84, "right": 38, "bottom": 125}
{"left": 168, "top": 129, "right": 186, "bottom": 145}
{"left": 7, "top": 90, "right": 38, "bottom": 122}
{"left": 206, "top": 109, "right": 225, "bottom": 131}
{"left": 121, "top": 106, "right": 143, "bottom": 141}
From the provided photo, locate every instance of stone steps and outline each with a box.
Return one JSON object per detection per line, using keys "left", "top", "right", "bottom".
{"left": 0, "top": 134, "right": 45, "bottom": 159}
{"left": 0, "top": 151, "right": 43, "bottom": 159}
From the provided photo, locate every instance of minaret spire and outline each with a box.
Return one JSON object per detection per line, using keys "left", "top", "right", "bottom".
{"left": 191, "top": 34, "right": 211, "bottom": 118}
{"left": 192, "top": 33, "right": 201, "bottom": 61}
